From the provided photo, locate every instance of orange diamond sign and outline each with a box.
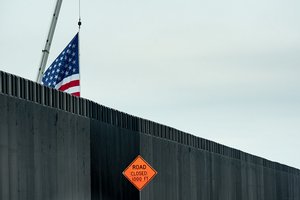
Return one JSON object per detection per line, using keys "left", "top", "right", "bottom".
{"left": 123, "top": 155, "right": 157, "bottom": 191}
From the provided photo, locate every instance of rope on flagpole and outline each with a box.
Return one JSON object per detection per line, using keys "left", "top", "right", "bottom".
{"left": 78, "top": 0, "right": 82, "bottom": 30}
{"left": 77, "top": 0, "right": 81, "bottom": 96}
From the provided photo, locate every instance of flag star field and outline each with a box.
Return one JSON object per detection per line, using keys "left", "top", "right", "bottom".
{"left": 42, "top": 33, "right": 80, "bottom": 96}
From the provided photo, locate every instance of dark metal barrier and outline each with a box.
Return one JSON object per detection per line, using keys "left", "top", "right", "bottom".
{"left": 0, "top": 70, "right": 299, "bottom": 175}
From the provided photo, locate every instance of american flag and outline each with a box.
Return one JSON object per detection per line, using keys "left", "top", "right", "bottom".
{"left": 42, "top": 33, "right": 80, "bottom": 96}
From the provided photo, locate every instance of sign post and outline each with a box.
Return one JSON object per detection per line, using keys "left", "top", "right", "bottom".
{"left": 123, "top": 155, "right": 157, "bottom": 192}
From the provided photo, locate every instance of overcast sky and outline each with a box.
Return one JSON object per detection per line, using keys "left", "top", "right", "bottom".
{"left": 1, "top": 0, "right": 300, "bottom": 169}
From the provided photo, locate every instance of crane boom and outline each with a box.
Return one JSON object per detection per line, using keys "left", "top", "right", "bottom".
{"left": 36, "top": 0, "right": 63, "bottom": 83}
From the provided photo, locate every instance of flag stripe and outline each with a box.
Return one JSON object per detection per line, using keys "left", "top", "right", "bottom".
{"left": 55, "top": 74, "right": 80, "bottom": 89}
{"left": 59, "top": 80, "right": 80, "bottom": 91}
{"left": 72, "top": 92, "right": 80, "bottom": 97}
{"left": 62, "top": 86, "right": 80, "bottom": 94}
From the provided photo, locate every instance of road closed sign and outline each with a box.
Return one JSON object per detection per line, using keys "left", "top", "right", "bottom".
{"left": 123, "top": 155, "right": 157, "bottom": 191}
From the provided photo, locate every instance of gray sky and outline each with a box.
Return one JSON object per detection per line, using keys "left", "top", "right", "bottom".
{"left": 1, "top": 0, "right": 300, "bottom": 169}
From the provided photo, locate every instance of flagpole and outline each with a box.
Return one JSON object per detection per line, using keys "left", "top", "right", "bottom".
{"left": 77, "top": 0, "right": 82, "bottom": 96}
{"left": 36, "top": 0, "right": 63, "bottom": 83}
{"left": 77, "top": 31, "right": 81, "bottom": 96}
